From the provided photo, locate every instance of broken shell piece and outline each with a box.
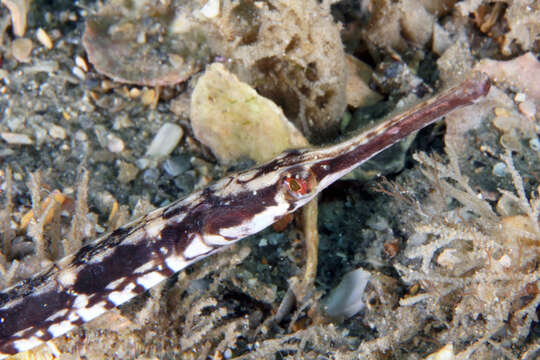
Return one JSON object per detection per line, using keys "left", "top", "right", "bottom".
{"left": 75, "top": 55, "right": 88, "bottom": 72}
{"left": 1, "top": 132, "right": 33, "bottom": 144}
{"left": 190, "top": 63, "right": 307, "bottom": 164}
{"left": 145, "top": 123, "right": 184, "bottom": 159}
{"left": 2, "top": 0, "right": 30, "bottom": 37}
{"left": 36, "top": 28, "right": 53, "bottom": 49}
{"left": 82, "top": 0, "right": 210, "bottom": 86}
{"left": 322, "top": 267, "right": 371, "bottom": 319}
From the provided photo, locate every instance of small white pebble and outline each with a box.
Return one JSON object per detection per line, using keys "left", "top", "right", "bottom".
{"left": 107, "top": 133, "right": 125, "bottom": 153}
{"left": 75, "top": 55, "right": 88, "bottom": 72}
{"left": 493, "top": 162, "right": 507, "bottom": 177}
{"left": 129, "top": 87, "right": 141, "bottom": 98}
{"left": 1, "top": 132, "right": 33, "bottom": 145}
{"left": 48, "top": 124, "right": 66, "bottom": 139}
{"left": 425, "top": 344, "right": 454, "bottom": 360}
{"left": 529, "top": 138, "right": 540, "bottom": 152}
{"left": 33, "top": 126, "right": 47, "bottom": 145}
{"left": 514, "top": 92, "right": 526, "bottom": 102}
{"left": 72, "top": 66, "right": 86, "bottom": 80}
{"left": 498, "top": 254, "right": 512, "bottom": 268}
{"left": 145, "top": 123, "right": 184, "bottom": 158}
{"left": 136, "top": 158, "right": 151, "bottom": 170}
{"left": 200, "top": 0, "right": 220, "bottom": 18}
{"left": 36, "top": 28, "right": 53, "bottom": 49}
{"left": 136, "top": 31, "right": 146, "bottom": 44}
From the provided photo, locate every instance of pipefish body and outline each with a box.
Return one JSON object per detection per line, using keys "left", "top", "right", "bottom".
{"left": 0, "top": 73, "right": 490, "bottom": 357}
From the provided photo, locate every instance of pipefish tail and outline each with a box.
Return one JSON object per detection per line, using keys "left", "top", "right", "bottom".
{"left": 0, "top": 72, "right": 490, "bottom": 357}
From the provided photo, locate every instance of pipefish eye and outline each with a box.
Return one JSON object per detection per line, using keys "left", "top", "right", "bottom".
{"left": 282, "top": 169, "right": 317, "bottom": 199}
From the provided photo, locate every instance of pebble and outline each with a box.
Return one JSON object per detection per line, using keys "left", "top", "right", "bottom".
{"left": 36, "top": 28, "right": 53, "bottom": 49}
{"left": 117, "top": 160, "right": 139, "bottom": 183}
{"left": 75, "top": 130, "right": 88, "bottom": 141}
{"left": 106, "top": 133, "right": 125, "bottom": 153}
{"left": 22, "top": 60, "right": 59, "bottom": 74}
{"left": 72, "top": 66, "right": 86, "bottom": 80}
{"left": 33, "top": 126, "right": 47, "bottom": 146}
{"left": 366, "top": 215, "right": 389, "bottom": 231}
{"left": 7, "top": 116, "right": 24, "bottom": 131}
{"left": 492, "top": 162, "right": 507, "bottom": 177}
{"left": 129, "top": 87, "right": 141, "bottom": 98}
{"left": 142, "top": 168, "right": 160, "bottom": 184}
{"left": 200, "top": 0, "right": 220, "bottom": 18}
{"left": 1, "top": 132, "right": 33, "bottom": 145}
{"left": 162, "top": 154, "right": 191, "bottom": 176}
{"left": 514, "top": 92, "right": 526, "bottom": 102}
{"left": 113, "top": 114, "right": 134, "bottom": 130}
{"left": 173, "top": 171, "right": 196, "bottom": 193}
{"left": 12, "top": 38, "right": 33, "bottom": 62}
{"left": 0, "top": 148, "right": 15, "bottom": 157}
{"left": 145, "top": 123, "right": 184, "bottom": 158}
{"left": 141, "top": 88, "right": 157, "bottom": 106}
{"left": 75, "top": 55, "right": 88, "bottom": 72}
{"left": 529, "top": 138, "right": 540, "bottom": 152}
{"left": 48, "top": 124, "right": 66, "bottom": 139}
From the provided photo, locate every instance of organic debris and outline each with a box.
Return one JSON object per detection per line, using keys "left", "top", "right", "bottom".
{"left": 1, "top": 0, "right": 30, "bottom": 37}
{"left": 458, "top": 0, "right": 540, "bottom": 56}
{"left": 83, "top": 0, "right": 347, "bottom": 141}
{"left": 476, "top": 52, "right": 540, "bottom": 105}
{"left": 395, "top": 146, "right": 540, "bottom": 359}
